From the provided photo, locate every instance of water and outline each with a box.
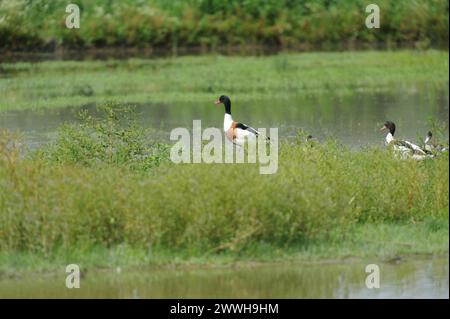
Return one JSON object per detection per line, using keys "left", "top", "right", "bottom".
{"left": 0, "top": 258, "right": 447, "bottom": 298}
{"left": 0, "top": 89, "right": 448, "bottom": 150}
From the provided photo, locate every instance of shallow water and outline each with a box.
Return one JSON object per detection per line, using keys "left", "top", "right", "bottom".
{"left": 0, "top": 257, "right": 448, "bottom": 298}
{"left": 0, "top": 89, "right": 448, "bottom": 150}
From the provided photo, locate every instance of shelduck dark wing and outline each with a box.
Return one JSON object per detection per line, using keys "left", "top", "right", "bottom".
{"left": 235, "top": 122, "right": 260, "bottom": 136}
{"left": 393, "top": 139, "right": 427, "bottom": 155}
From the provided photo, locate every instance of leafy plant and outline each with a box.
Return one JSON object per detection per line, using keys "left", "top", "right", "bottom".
{"left": 34, "top": 102, "right": 170, "bottom": 171}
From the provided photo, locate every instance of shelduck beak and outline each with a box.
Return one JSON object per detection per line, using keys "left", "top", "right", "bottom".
{"left": 214, "top": 100, "right": 221, "bottom": 105}
{"left": 379, "top": 125, "right": 387, "bottom": 132}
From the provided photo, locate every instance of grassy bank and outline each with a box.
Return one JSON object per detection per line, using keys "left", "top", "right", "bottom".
{"left": 0, "top": 0, "right": 448, "bottom": 52}
{"left": 0, "top": 220, "right": 448, "bottom": 275}
{"left": 0, "top": 50, "right": 448, "bottom": 111}
{"left": 0, "top": 105, "right": 448, "bottom": 274}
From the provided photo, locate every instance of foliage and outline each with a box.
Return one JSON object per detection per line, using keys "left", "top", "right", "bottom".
{"left": 0, "top": 119, "right": 448, "bottom": 256}
{"left": 0, "top": 0, "right": 448, "bottom": 51}
{"left": 33, "top": 102, "right": 170, "bottom": 171}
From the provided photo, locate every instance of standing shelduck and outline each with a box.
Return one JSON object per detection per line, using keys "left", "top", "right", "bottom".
{"left": 214, "top": 95, "right": 267, "bottom": 145}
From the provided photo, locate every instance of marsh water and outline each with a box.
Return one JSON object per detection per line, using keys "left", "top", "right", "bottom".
{"left": 1, "top": 89, "right": 449, "bottom": 149}
{"left": 0, "top": 257, "right": 448, "bottom": 298}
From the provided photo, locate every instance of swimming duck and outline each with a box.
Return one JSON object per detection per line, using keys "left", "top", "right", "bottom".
{"left": 214, "top": 95, "right": 267, "bottom": 145}
{"left": 379, "top": 121, "right": 430, "bottom": 159}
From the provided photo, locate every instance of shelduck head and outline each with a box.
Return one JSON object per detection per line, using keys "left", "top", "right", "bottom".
{"left": 214, "top": 95, "right": 231, "bottom": 114}
{"left": 425, "top": 131, "right": 432, "bottom": 144}
{"left": 380, "top": 121, "right": 396, "bottom": 135}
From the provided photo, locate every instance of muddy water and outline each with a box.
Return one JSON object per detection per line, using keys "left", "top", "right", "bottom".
{"left": 0, "top": 258, "right": 448, "bottom": 298}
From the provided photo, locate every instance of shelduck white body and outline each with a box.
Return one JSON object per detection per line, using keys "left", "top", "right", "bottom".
{"left": 215, "top": 95, "right": 263, "bottom": 146}
{"left": 380, "top": 121, "right": 431, "bottom": 160}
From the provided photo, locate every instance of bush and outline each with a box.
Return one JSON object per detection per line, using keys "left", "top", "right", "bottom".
{"left": 33, "top": 102, "right": 170, "bottom": 171}
{"left": 0, "top": 0, "right": 448, "bottom": 52}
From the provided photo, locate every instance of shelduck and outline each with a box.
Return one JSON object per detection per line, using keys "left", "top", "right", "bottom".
{"left": 214, "top": 95, "right": 268, "bottom": 145}
{"left": 379, "top": 121, "right": 431, "bottom": 160}
{"left": 424, "top": 131, "right": 448, "bottom": 154}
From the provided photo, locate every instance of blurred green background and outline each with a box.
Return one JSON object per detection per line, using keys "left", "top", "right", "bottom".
{"left": 0, "top": 0, "right": 448, "bottom": 53}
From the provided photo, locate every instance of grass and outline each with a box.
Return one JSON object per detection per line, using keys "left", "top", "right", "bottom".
{"left": 0, "top": 104, "right": 448, "bottom": 275}
{"left": 0, "top": 50, "right": 448, "bottom": 111}
{"left": 0, "top": 0, "right": 448, "bottom": 51}
{"left": 0, "top": 50, "right": 448, "bottom": 276}
{"left": 32, "top": 102, "right": 171, "bottom": 171}
{"left": 0, "top": 219, "right": 448, "bottom": 276}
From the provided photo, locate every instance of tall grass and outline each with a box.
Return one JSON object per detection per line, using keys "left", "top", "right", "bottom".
{"left": 0, "top": 109, "right": 448, "bottom": 257}
{"left": 0, "top": 0, "right": 448, "bottom": 52}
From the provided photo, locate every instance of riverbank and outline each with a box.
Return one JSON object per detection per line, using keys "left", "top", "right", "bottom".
{"left": 0, "top": 218, "right": 448, "bottom": 277}
{"left": 0, "top": 50, "right": 448, "bottom": 111}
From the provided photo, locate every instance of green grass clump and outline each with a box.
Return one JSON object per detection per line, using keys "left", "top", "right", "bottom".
{"left": 0, "top": 117, "right": 448, "bottom": 260}
{"left": 33, "top": 102, "right": 170, "bottom": 171}
{"left": 0, "top": 218, "right": 448, "bottom": 275}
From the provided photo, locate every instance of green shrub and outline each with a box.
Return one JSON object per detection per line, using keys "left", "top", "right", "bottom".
{"left": 33, "top": 102, "right": 170, "bottom": 171}
{"left": 0, "top": 0, "right": 448, "bottom": 51}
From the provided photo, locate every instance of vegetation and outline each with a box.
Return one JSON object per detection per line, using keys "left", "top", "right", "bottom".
{"left": 0, "top": 50, "right": 448, "bottom": 111}
{"left": 0, "top": 0, "right": 448, "bottom": 53}
{"left": 0, "top": 219, "right": 448, "bottom": 274}
{"left": 33, "top": 102, "right": 170, "bottom": 171}
{"left": 0, "top": 103, "right": 448, "bottom": 273}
